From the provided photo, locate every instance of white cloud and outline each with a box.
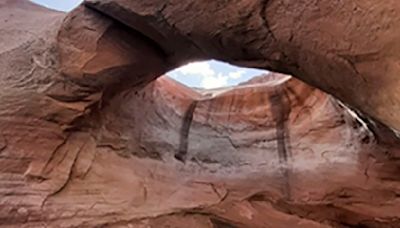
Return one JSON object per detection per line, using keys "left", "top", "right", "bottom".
{"left": 170, "top": 61, "right": 249, "bottom": 89}
{"left": 228, "top": 70, "right": 245, "bottom": 79}
{"left": 177, "top": 62, "right": 215, "bottom": 77}
{"left": 201, "top": 73, "right": 229, "bottom": 89}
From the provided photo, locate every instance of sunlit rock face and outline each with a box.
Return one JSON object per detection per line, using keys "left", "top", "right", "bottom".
{"left": 88, "top": 74, "right": 398, "bottom": 227}
{"left": 1, "top": 0, "right": 400, "bottom": 227}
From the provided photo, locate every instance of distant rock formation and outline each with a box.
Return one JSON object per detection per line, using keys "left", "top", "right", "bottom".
{"left": 1, "top": 0, "right": 400, "bottom": 227}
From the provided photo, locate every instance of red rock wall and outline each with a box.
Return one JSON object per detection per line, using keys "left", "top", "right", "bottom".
{"left": 1, "top": 1, "right": 400, "bottom": 227}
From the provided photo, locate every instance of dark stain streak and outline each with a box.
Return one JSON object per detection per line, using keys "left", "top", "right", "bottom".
{"left": 206, "top": 99, "right": 214, "bottom": 123}
{"left": 175, "top": 101, "right": 198, "bottom": 162}
{"left": 227, "top": 95, "right": 235, "bottom": 123}
{"left": 268, "top": 90, "right": 289, "bottom": 160}
{"left": 0, "top": 135, "right": 7, "bottom": 154}
{"left": 210, "top": 218, "right": 238, "bottom": 228}
{"left": 268, "top": 88, "right": 292, "bottom": 198}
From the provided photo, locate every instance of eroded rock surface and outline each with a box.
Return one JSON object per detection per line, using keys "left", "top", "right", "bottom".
{"left": 85, "top": 0, "right": 400, "bottom": 132}
{"left": 1, "top": 0, "right": 400, "bottom": 227}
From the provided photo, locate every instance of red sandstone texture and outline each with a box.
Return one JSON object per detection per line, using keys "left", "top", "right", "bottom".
{"left": 1, "top": 0, "right": 400, "bottom": 227}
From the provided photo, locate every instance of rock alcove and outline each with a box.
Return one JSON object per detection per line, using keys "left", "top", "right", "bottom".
{"left": 1, "top": 0, "right": 400, "bottom": 227}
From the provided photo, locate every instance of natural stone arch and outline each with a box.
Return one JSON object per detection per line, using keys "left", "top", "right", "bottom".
{"left": 81, "top": 0, "right": 400, "bottom": 132}
{"left": 1, "top": 0, "right": 400, "bottom": 227}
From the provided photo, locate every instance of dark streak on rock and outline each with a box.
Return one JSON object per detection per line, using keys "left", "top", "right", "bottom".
{"left": 210, "top": 218, "right": 238, "bottom": 228}
{"left": 175, "top": 101, "right": 198, "bottom": 162}
{"left": 268, "top": 87, "right": 292, "bottom": 198}
{"left": 0, "top": 134, "right": 7, "bottom": 153}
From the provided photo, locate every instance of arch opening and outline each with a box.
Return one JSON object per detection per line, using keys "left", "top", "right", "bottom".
{"left": 166, "top": 60, "right": 268, "bottom": 90}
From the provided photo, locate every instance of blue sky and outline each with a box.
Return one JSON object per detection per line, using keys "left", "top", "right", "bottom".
{"left": 30, "top": 0, "right": 267, "bottom": 89}
{"left": 30, "top": 0, "right": 83, "bottom": 11}
{"left": 169, "top": 61, "right": 266, "bottom": 89}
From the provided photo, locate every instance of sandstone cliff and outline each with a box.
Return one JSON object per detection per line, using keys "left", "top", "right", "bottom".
{"left": 1, "top": 0, "right": 400, "bottom": 227}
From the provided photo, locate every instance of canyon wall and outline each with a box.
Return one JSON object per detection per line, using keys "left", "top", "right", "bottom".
{"left": 1, "top": 0, "right": 400, "bottom": 227}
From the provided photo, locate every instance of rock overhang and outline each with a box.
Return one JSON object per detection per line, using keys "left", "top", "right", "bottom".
{"left": 75, "top": 0, "right": 400, "bottom": 133}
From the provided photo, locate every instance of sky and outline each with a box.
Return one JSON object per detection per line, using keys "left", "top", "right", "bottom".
{"left": 168, "top": 61, "right": 267, "bottom": 89}
{"left": 30, "top": 0, "right": 83, "bottom": 11}
{"left": 30, "top": 0, "right": 267, "bottom": 89}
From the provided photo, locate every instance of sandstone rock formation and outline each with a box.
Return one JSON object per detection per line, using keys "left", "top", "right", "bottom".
{"left": 1, "top": 0, "right": 400, "bottom": 227}
{"left": 85, "top": 0, "right": 400, "bottom": 132}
